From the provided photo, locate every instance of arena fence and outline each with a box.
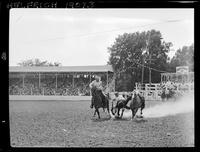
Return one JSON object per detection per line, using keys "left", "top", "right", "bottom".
{"left": 135, "top": 82, "right": 194, "bottom": 101}
{"left": 9, "top": 95, "right": 91, "bottom": 101}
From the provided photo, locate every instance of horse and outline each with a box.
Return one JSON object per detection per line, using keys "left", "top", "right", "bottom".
{"left": 111, "top": 94, "right": 132, "bottom": 118}
{"left": 161, "top": 89, "right": 167, "bottom": 101}
{"left": 129, "top": 91, "right": 145, "bottom": 119}
{"left": 91, "top": 88, "right": 110, "bottom": 119}
{"left": 161, "top": 89, "right": 176, "bottom": 101}
{"left": 93, "top": 92, "right": 110, "bottom": 117}
{"left": 111, "top": 91, "right": 145, "bottom": 119}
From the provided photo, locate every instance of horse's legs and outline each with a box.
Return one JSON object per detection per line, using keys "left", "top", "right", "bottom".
{"left": 90, "top": 96, "right": 94, "bottom": 108}
{"left": 106, "top": 100, "right": 110, "bottom": 113}
{"left": 107, "top": 106, "right": 110, "bottom": 113}
{"left": 140, "top": 102, "right": 145, "bottom": 115}
{"left": 134, "top": 109, "right": 139, "bottom": 118}
{"left": 95, "top": 108, "right": 100, "bottom": 119}
{"left": 107, "top": 107, "right": 111, "bottom": 118}
{"left": 111, "top": 106, "right": 115, "bottom": 115}
{"left": 163, "top": 94, "right": 166, "bottom": 101}
{"left": 93, "top": 110, "right": 96, "bottom": 117}
{"left": 117, "top": 107, "right": 120, "bottom": 117}
{"left": 131, "top": 108, "right": 138, "bottom": 119}
{"left": 131, "top": 109, "right": 135, "bottom": 119}
{"left": 111, "top": 102, "right": 114, "bottom": 115}
{"left": 167, "top": 95, "right": 169, "bottom": 101}
{"left": 120, "top": 108, "right": 125, "bottom": 118}
{"left": 140, "top": 107, "right": 144, "bottom": 115}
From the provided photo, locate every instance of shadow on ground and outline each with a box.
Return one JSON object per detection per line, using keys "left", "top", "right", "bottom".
{"left": 91, "top": 117, "right": 111, "bottom": 122}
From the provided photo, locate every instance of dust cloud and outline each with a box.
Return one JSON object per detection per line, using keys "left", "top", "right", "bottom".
{"left": 111, "top": 93, "right": 194, "bottom": 119}
{"left": 143, "top": 93, "right": 194, "bottom": 118}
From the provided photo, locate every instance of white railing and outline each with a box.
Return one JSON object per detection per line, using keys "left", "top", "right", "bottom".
{"left": 135, "top": 82, "right": 194, "bottom": 101}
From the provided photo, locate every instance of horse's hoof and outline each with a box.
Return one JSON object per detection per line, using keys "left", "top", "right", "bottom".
{"left": 136, "top": 115, "right": 143, "bottom": 118}
{"left": 115, "top": 116, "right": 121, "bottom": 119}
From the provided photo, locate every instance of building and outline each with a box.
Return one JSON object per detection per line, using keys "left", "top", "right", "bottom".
{"left": 9, "top": 65, "right": 115, "bottom": 96}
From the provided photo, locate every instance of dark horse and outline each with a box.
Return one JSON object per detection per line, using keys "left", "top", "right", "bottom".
{"left": 91, "top": 87, "right": 110, "bottom": 119}
{"left": 129, "top": 92, "right": 145, "bottom": 119}
{"left": 111, "top": 94, "right": 132, "bottom": 118}
{"left": 161, "top": 89, "right": 176, "bottom": 102}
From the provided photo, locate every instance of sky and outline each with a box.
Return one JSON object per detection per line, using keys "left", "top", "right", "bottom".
{"left": 9, "top": 9, "right": 194, "bottom": 66}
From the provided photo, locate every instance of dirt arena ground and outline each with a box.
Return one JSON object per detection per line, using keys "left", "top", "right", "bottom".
{"left": 9, "top": 99, "right": 194, "bottom": 147}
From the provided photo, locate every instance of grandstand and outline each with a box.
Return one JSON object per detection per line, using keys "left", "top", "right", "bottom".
{"left": 9, "top": 65, "right": 115, "bottom": 97}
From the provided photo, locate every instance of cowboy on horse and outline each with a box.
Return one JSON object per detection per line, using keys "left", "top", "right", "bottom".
{"left": 89, "top": 75, "right": 106, "bottom": 109}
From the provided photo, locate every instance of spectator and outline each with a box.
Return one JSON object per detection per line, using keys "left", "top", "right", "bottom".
{"left": 9, "top": 74, "right": 112, "bottom": 96}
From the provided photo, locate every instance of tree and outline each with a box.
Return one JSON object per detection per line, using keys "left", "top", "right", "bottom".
{"left": 17, "top": 58, "right": 62, "bottom": 67}
{"left": 169, "top": 44, "right": 194, "bottom": 72}
{"left": 107, "top": 29, "right": 172, "bottom": 91}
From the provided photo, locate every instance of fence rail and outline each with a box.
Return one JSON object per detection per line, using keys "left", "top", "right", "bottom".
{"left": 135, "top": 82, "right": 194, "bottom": 101}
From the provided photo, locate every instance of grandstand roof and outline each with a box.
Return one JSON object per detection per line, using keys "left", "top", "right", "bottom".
{"left": 9, "top": 65, "right": 114, "bottom": 73}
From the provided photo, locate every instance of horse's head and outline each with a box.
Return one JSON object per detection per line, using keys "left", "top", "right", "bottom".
{"left": 131, "top": 93, "right": 135, "bottom": 100}
{"left": 131, "top": 90, "right": 140, "bottom": 100}
{"left": 134, "top": 90, "right": 140, "bottom": 94}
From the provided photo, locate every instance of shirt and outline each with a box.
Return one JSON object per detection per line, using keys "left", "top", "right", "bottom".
{"left": 116, "top": 95, "right": 125, "bottom": 101}
{"left": 89, "top": 80, "right": 103, "bottom": 90}
{"left": 112, "top": 95, "right": 125, "bottom": 107}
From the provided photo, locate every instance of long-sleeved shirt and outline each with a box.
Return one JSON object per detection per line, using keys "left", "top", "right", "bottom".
{"left": 89, "top": 80, "right": 103, "bottom": 90}
{"left": 116, "top": 95, "right": 125, "bottom": 101}
{"left": 112, "top": 95, "right": 125, "bottom": 107}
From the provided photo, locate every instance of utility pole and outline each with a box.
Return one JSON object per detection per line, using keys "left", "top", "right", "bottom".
{"left": 146, "top": 50, "right": 156, "bottom": 85}
{"left": 141, "top": 57, "right": 144, "bottom": 85}
{"left": 145, "top": 32, "right": 155, "bottom": 86}
{"left": 142, "top": 32, "right": 162, "bottom": 87}
{"left": 141, "top": 55, "right": 153, "bottom": 86}
{"left": 149, "top": 53, "right": 152, "bottom": 85}
{"left": 141, "top": 32, "right": 151, "bottom": 86}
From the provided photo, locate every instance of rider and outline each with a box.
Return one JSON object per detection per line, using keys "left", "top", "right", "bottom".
{"left": 89, "top": 75, "right": 106, "bottom": 108}
{"left": 112, "top": 92, "right": 125, "bottom": 105}
{"left": 116, "top": 92, "right": 126, "bottom": 101}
